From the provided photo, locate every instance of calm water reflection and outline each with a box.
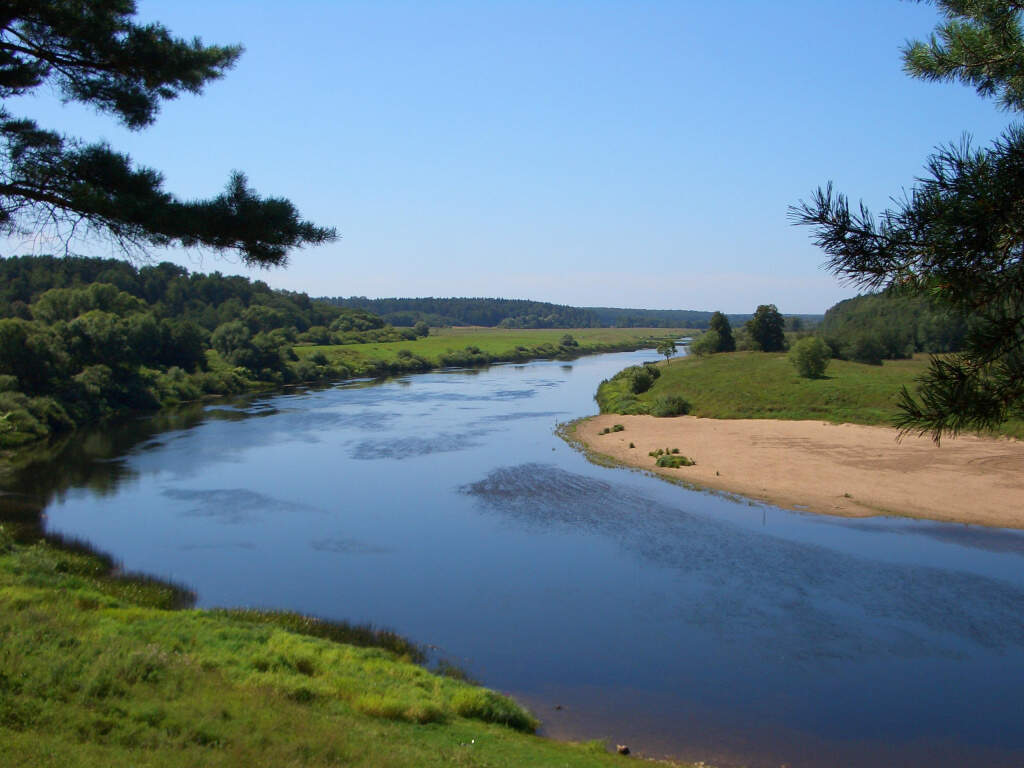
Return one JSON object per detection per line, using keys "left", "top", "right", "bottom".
{"left": 3, "top": 349, "right": 1024, "bottom": 768}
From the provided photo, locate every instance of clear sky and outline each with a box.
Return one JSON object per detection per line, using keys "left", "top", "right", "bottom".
{"left": 5, "top": 1, "right": 1014, "bottom": 313}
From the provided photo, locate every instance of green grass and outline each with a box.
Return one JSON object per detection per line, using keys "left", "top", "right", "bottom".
{"left": 596, "top": 351, "right": 1024, "bottom": 439}
{"left": 296, "top": 327, "right": 691, "bottom": 377}
{"left": 0, "top": 526, "right": 699, "bottom": 767}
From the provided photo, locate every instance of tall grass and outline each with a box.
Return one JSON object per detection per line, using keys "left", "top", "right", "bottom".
{"left": 2, "top": 526, "right": 693, "bottom": 767}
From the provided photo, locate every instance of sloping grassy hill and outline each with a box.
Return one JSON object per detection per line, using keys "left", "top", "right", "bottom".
{"left": 596, "top": 351, "right": 1024, "bottom": 439}
{"left": 0, "top": 526, "right": 690, "bottom": 767}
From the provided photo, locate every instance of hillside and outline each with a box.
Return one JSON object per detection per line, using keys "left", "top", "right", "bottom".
{"left": 319, "top": 296, "right": 823, "bottom": 330}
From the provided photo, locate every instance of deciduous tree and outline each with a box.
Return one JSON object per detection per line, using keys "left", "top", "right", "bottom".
{"left": 746, "top": 304, "right": 786, "bottom": 352}
{"left": 708, "top": 311, "right": 736, "bottom": 352}
{"left": 656, "top": 338, "right": 677, "bottom": 364}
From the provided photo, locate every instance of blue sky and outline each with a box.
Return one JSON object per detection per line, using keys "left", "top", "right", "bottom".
{"left": 6, "top": 1, "right": 1013, "bottom": 313}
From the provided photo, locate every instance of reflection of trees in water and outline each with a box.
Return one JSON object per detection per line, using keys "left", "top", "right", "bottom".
{"left": 461, "top": 464, "right": 1024, "bottom": 663}
{"left": 0, "top": 401, "right": 269, "bottom": 536}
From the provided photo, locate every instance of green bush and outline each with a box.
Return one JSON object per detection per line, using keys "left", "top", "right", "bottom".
{"left": 629, "top": 368, "right": 654, "bottom": 394}
{"left": 789, "top": 336, "right": 832, "bottom": 378}
{"left": 847, "top": 334, "right": 885, "bottom": 365}
{"left": 650, "top": 394, "right": 691, "bottom": 417}
{"left": 689, "top": 329, "right": 720, "bottom": 357}
{"left": 656, "top": 453, "right": 695, "bottom": 468}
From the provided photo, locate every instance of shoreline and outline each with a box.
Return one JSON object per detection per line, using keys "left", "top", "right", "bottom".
{"left": 2, "top": 334, "right": 675, "bottom": 455}
{"left": 570, "top": 414, "right": 1024, "bottom": 530}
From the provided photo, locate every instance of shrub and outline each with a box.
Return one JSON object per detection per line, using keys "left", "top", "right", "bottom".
{"left": 629, "top": 368, "right": 654, "bottom": 394}
{"left": 650, "top": 395, "right": 691, "bottom": 417}
{"left": 656, "top": 453, "right": 695, "bottom": 468}
{"left": 690, "top": 329, "right": 720, "bottom": 357}
{"left": 789, "top": 336, "right": 832, "bottom": 378}
{"left": 848, "top": 334, "right": 885, "bottom": 365}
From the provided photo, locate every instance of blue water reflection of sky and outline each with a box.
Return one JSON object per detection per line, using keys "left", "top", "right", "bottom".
{"left": 39, "top": 350, "right": 1024, "bottom": 768}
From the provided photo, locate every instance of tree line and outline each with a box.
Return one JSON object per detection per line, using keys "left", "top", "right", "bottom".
{"left": 690, "top": 294, "right": 967, "bottom": 363}
{"left": 0, "top": 255, "right": 411, "bottom": 448}
{"left": 320, "top": 296, "right": 823, "bottom": 330}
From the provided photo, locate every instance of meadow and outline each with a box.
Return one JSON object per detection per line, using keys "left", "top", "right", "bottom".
{"left": 296, "top": 326, "right": 690, "bottom": 377}
{"left": 0, "top": 525, "right": 694, "bottom": 767}
{"left": 596, "top": 351, "right": 1024, "bottom": 439}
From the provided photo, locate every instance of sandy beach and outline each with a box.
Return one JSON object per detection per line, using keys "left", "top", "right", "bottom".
{"left": 575, "top": 414, "right": 1024, "bottom": 529}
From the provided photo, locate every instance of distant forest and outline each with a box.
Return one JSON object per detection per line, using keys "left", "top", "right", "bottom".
{"left": 319, "top": 296, "right": 822, "bottom": 329}
{"left": 819, "top": 292, "right": 968, "bottom": 363}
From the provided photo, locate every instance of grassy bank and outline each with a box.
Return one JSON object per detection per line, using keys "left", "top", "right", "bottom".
{"left": 596, "top": 351, "right": 1024, "bottom": 439}
{"left": 0, "top": 525, "right": 697, "bottom": 766}
{"left": 297, "top": 327, "right": 689, "bottom": 378}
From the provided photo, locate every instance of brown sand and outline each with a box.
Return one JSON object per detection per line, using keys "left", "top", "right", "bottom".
{"left": 575, "top": 414, "right": 1024, "bottom": 529}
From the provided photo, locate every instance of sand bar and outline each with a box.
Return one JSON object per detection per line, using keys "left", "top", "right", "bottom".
{"left": 575, "top": 414, "right": 1024, "bottom": 529}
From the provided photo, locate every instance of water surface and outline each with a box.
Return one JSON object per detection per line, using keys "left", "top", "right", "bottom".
{"left": 5, "top": 350, "right": 1024, "bottom": 767}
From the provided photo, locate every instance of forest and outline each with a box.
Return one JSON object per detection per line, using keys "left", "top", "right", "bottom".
{"left": 0, "top": 255, "right": 406, "bottom": 448}
{"left": 818, "top": 292, "right": 967, "bottom": 363}
{"left": 319, "top": 296, "right": 824, "bottom": 329}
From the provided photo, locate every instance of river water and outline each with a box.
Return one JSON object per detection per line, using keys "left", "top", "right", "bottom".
{"left": 5, "top": 348, "right": 1024, "bottom": 767}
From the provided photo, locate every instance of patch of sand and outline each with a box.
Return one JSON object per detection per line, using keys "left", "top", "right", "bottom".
{"left": 575, "top": 415, "right": 1024, "bottom": 529}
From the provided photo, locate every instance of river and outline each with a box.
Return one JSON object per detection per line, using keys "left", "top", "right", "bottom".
{"left": 4, "top": 347, "right": 1024, "bottom": 767}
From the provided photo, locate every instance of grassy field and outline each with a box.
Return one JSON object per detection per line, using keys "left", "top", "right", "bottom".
{"left": 296, "top": 327, "right": 690, "bottom": 377}
{"left": 0, "top": 525, "right": 699, "bottom": 767}
{"left": 596, "top": 351, "right": 1024, "bottom": 439}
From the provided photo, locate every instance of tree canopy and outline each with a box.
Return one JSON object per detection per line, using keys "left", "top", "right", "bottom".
{"left": 707, "top": 311, "right": 736, "bottom": 352}
{"left": 0, "top": 1, "right": 335, "bottom": 266}
{"left": 656, "top": 338, "right": 677, "bottom": 363}
{"left": 791, "top": 0, "right": 1024, "bottom": 440}
{"left": 746, "top": 304, "right": 786, "bottom": 352}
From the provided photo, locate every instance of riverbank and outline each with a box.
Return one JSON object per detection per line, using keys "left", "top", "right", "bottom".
{"left": 0, "top": 526, "right": 695, "bottom": 767}
{"left": 297, "top": 326, "right": 688, "bottom": 376}
{"left": 1, "top": 326, "right": 682, "bottom": 453}
{"left": 572, "top": 414, "right": 1024, "bottom": 528}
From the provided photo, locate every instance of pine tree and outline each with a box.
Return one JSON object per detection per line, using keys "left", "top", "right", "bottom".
{"left": 791, "top": 0, "right": 1024, "bottom": 440}
{"left": 0, "top": 1, "right": 335, "bottom": 266}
